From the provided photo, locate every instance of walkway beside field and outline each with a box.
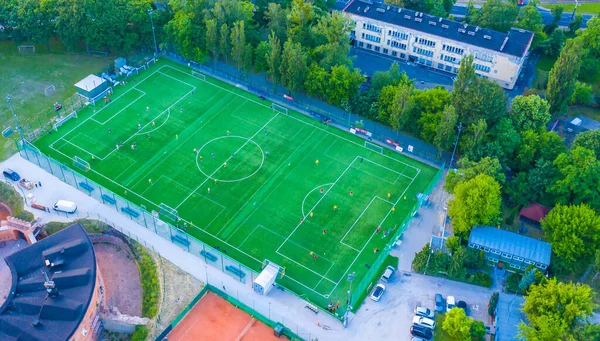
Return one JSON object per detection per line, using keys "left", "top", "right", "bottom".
{"left": 1, "top": 153, "right": 440, "bottom": 340}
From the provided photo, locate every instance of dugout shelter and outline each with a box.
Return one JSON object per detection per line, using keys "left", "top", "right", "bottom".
{"left": 253, "top": 263, "right": 280, "bottom": 295}
{"left": 74, "top": 74, "right": 108, "bottom": 101}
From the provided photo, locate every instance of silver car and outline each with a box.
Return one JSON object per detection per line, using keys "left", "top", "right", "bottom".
{"left": 414, "top": 306, "right": 435, "bottom": 319}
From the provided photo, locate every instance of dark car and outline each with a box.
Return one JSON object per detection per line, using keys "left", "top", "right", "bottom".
{"left": 410, "top": 325, "right": 433, "bottom": 340}
{"left": 435, "top": 293, "right": 444, "bottom": 313}
{"left": 3, "top": 168, "right": 20, "bottom": 181}
{"left": 457, "top": 300, "right": 467, "bottom": 312}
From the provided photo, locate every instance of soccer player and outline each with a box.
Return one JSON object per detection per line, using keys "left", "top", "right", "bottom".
{"left": 214, "top": 179, "right": 217, "bottom": 184}
{"left": 376, "top": 226, "right": 381, "bottom": 234}
{"left": 211, "top": 153, "right": 215, "bottom": 158}
{"left": 180, "top": 108, "right": 183, "bottom": 113}
{"left": 194, "top": 148, "right": 197, "bottom": 153}
{"left": 226, "top": 130, "right": 230, "bottom": 136}
{"left": 309, "top": 251, "right": 314, "bottom": 256}
{"left": 108, "top": 128, "right": 111, "bottom": 134}
{"left": 91, "top": 155, "right": 95, "bottom": 162}
{"left": 333, "top": 205, "right": 338, "bottom": 211}
{"left": 320, "top": 188, "right": 324, "bottom": 194}
{"left": 131, "top": 144, "right": 135, "bottom": 150}
{"left": 387, "top": 193, "right": 391, "bottom": 199}
{"left": 264, "top": 129, "right": 268, "bottom": 135}
{"left": 116, "top": 144, "right": 120, "bottom": 150}
{"left": 208, "top": 187, "right": 211, "bottom": 193}
{"left": 146, "top": 106, "right": 149, "bottom": 111}
{"left": 175, "top": 134, "right": 178, "bottom": 140}
{"left": 315, "top": 159, "right": 319, "bottom": 166}
{"left": 392, "top": 207, "right": 396, "bottom": 213}
{"left": 349, "top": 191, "right": 353, "bottom": 196}
{"left": 403, "top": 196, "right": 407, "bottom": 200}
{"left": 309, "top": 212, "right": 313, "bottom": 218}
{"left": 138, "top": 123, "right": 141, "bottom": 129}
{"left": 148, "top": 178, "right": 152, "bottom": 185}
{"left": 322, "top": 229, "right": 326, "bottom": 235}
{"left": 223, "top": 162, "right": 227, "bottom": 168}
{"left": 231, "top": 152, "right": 235, "bottom": 157}
{"left": 199, "top": 155, "right": 203, "bottom": 161}
{"left": 152, "top": 121, "right": 155, "bottom": 126}
{"left": 266, "top": 151, "right": 269, "bottom": 157}
{"left": 147, "top": 134, "right": 151, "bottom": 139}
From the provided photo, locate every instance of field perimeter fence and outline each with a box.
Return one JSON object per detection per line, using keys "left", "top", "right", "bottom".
{"left": 164, "top": 51, "right": 448, "bottom": 167}
{"left": 349, "top": 161, "right": 445, "bottom": 308}
{"left": 16, "top": 141, "right": 315, "bottom": 340}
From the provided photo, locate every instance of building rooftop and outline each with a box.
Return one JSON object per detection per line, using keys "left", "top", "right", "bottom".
{"left": 519, "top": 203, "right": 551, "bottom": 223}
{"left": 343, "top": 0, "right": 534, "bottom": 57}
{"left": 0, "top": 223, "right": 97, "bottom": 341}
{"left": 74, "top": 74, "right": 106, "bottom": 91}
{"left": 469, "top": 226, "right": 552, "bottom": 266}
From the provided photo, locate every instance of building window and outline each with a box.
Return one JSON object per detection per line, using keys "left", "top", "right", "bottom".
{"left": 383, "top": 48, "right": 388, "bottom": 54}
{"left": 364, "top": 34, "right": 381, "bottom": 43}
{"left": 490, "top": 258, "right": 499, "bottom": 263}
{"left": 366, "top": 43, "right": 372, "bottom": 49}
{"left": 442, "top": 44, "right": 464, "bottom": 55}
{"left": 426, "top": 60, "right": 432, "bottom": 66}
{"left": 392, "top": 51, "right": 397, "bottom": 57}
{"left": 416, "top": 37, "right": 436, "bottom": 47}
{"left": 412, "top": 47, "right": 434, "bottom": 58}
{"left": 358, "top": 41, "right": 364, "bottom": 47}
{"left": 474, "top": 64, "right": 491, "bottom": 73}
{"left": 391, "top": 41, "right": 407, "bottom": 50}
{"left": 539, "top": 264, "right": 547, "bottom": 269}
{"left": 513, "top": 257, "right": 523, "bottom": 262}
{"left": 364, "top": 23, "right": 382, "bottom": 34}
{"left": 400, "top": 53, "right": 406, "bottom": 59}
{"left": 492, "top": 250, "right": 501, "bottom": 255}
{"left": 475, "top": 52, "right": 493, "bottom": 63}
{"left": 443, "top": 55, "right": 460, "bottom": 65}
{"left": 524, "top": 259, "right": 533, "bottom": 264}
{"left": 374, "top": 46, "right": 380, "bottom": 52}
{"left": 389, "top": 30, "right": 409, "bottom": 40}
{"left": 484, "top": 248, "right": 490, "bottom": 252}
{"left": 445, "top": 65, "right": 452, "bottom": 72}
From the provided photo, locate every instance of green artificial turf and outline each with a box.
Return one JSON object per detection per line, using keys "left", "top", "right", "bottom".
{"left": 33, "top": 59, "right": 438, "bottom": 314}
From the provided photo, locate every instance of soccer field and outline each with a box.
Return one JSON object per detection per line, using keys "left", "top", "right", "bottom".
{"left": 34, "top": 60, "right": 439, "bottom": 313}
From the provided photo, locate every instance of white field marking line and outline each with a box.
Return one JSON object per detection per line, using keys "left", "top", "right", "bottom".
{"left": 361, "top": 157, "right": 414, "bottom": 179}
{"left": 230, "top": 112, "right": 290, "bottom": 141}
{"left": 50, "top": 139, "right": 335, "bottom": 299}
{"left": 313, "top": 261, "right": 336, "bottom": 290}
{"left": 157, "top": 70, "right": 198, "bottom": 89}
{"left": 220, "top": 128, "right": 325, "bottom": 239}
{"left": 238, "top": 225, "right": 260, "bottom": 249}
{"left": 339, "top": 196, "right": 394, "bottom": 251}
{"left": 364, "top": 140, "right": 384, "bottom": 153}
{"left": 275, "top": 250, "right": 337, "bottom": 285}
{"left": 301, "top": 183, "right": 334, "bottom": 217}
{"left": 203, "top": 205, "right": 225, "bottom": 231}
{"left": 175, "top": 112, "right": 280, "bottom": 210}
{"left": 58, "top": 136, "right": 108, "bottom": 161}
{"left": 322, "top": 137, "right": 339, "bottom": 157}
{"left": 276, "top": 156, "right": 358, "bottom": 254}
{"left": 135, "top": 110, "right": 170, "bottom": 136}
{"left": 326, "top": 173, "right": 417, "bottom": 295}
{"left": 352, "top": 165, "right": 399, "bottom": 185}
{"left": 375, "top": 195, "right": 395, "bottom": 205}
{"left": 113, "top": 158, "right": 142, "bottom": 182}
{"left": 92, "top": 89, "right": 147, "bottom": 126}
{"left": 102, "top": 88, "right": 196, "bottom": 160}
{"left": 163, "top": 65, "right": 421, "bottom": 175}
{"left": 126, "top": 91, "right": 239, "bottom": 190}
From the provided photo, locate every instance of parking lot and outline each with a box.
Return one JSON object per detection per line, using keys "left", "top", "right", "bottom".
{"left": 349, "top": 272, "right": 493, "bottom": 340}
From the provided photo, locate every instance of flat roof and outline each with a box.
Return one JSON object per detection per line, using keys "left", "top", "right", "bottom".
{"left": 343, "top": 0, "right": 534, "bottom": 57}
{"left": 0, "top": 223, "right": 97, "bottom": 341}
{"left": 469, "top": 226, "right": 551, "bottom": 265}
{"left": 74, "top": 74, "right": 106, "bottom": 91}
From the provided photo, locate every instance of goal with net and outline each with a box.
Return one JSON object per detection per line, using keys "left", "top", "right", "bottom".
{"left": 73, "top": 156, "right": 90, "bottom": 172}
{"left": 159, "top": 203, "right": 179, "bottom": 222}
{"left": 53, "top": 111, "right": 78, "bottom": 131}
{"left": 18, "top": 45, "right": 35, "bottom": 54}
{"left": 270, "top": 103, "right": 288, "bottom": 115}
{"left": 364, "top": 141, "right": 383, "bottom": 154}
{"left": 44, "top": 85, "right": 56, "bottom": 96}
{"left": 191, "top": 70, "right": 206, "bottom": 81}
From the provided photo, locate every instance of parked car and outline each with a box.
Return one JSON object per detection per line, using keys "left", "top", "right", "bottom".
{"left": 410, "top": 325, "right": 433, "bottom": 340}
{"left": 446, "top": 295, "right": 456, "bottom": 311}
{"left": 415, "top": 306, "right": 435, "bottom": 319}
{"left": 370, "top": 284, "right": 386, "bottom": 302}
{"left": 435, "top": 293, "right": 444, "bottom": 313}
{"left": 381, "top": 266, "right": 395, "bottom": 282}
{"left": 457, "top": 300, "right": 467, "bottom": 311}
{"left": 3, "top": 168, "right": 20, "bottom": 181}
{"left": 412, "top": 316, "right": 436, "bottom": 330}
{"left": 53, "top": 200, "right": 78, "bottom": 214}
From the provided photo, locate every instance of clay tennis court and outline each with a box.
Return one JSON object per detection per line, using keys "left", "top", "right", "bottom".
{"left": 165, "top": 291, "right": 283, "bottom": 341}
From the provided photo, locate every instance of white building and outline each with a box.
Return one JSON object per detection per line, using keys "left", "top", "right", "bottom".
{"left": 343, "top": 0, "right": 534, "bottom": 90}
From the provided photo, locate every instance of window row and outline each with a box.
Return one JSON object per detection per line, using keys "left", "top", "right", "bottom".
{"left": 442, "top": 44, "right": 464, "bottom": 55}
{"left": 440, "top": 54, "right": 460, "bottom": 65}
{"left": 387, "top": 40, "right": 407, "bottom": 50}
{"left": 474, "top": 52, "right": 493, "bottom": 63}
{"left": 362, "top": 33, "right": 381, "bottom": 43}
{"left": 388, "top": 30, "right": 409, "bottom": 40}
{"left": 412, "top": 46, "right": 433, "bottom": 57}
{"left": 474, "top": 64, "right": 491, "bottom": 73}
{"left": 363, "top": 23, "right": 382, "bottom": 34}
{"left": 415, "top": 37, "right": 436, "bottom": 47}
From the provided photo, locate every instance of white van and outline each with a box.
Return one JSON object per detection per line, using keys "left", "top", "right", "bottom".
{"left": 53, "top": 200, "right": 77, "bottom": 213}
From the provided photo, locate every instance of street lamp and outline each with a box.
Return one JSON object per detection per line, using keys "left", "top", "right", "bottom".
{"left": 449, "top": 122, "right": 462, "bottom": 168}
{"left": 572, "top": 0, "right": 579, "bottom": 20}
{"left": 343, "top": 272, "right": 356, "bottom": 328}
{"left": 6, "top": 95, "right": 25, "bottom": 143}
{"left": 148, "top": 9, "right": 158, "bottom": 56}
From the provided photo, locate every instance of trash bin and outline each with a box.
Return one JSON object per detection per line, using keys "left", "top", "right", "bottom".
{"left": 273, "top": 323, "right": 284, "bottom": 337}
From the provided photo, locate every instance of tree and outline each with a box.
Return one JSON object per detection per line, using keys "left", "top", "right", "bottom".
{"left": 434, "top": 105, "right": 458, "bottom": 154}
{"left": 219, "top": 23, "right": 230, "bottom": 62}
{"left": 471, "top": 0, "right": 518, "bottom": 33}
{"left": 443, "top": 308, "right": 472, "bottom": 341}
{"left": 165, "top": 7, "right": 204, "bottom": 61}
{"left": 543, "top": 5, "right": 563, "bottom": 35}
{"left": 471, "top": 321, "right": 486, "bottom": 341}
{"left": 279, "top": 38, "right": 308, "bottom": 92}
{"left": 264, "top": 2, "right": 288, "bottom": 42}
{"left": 448, "top": 174, "right": 502, "bottom": 237}
{"left": 304, "top": 63, "right": 328, "bottom": 97}
{"left": 253, "top": 41, "right": 270, "bottom": 72}
{"left": 540, "top": 29, "right": 566, "bottom": 57}
{"left": 541, "top": 204, "right": 600, "bottom": 272}
{"left": 514, "top": 130, "right": 565, "bottom": 173}
{"left": 516, "top": 1, "right": 545, "bottom": 47}
{"left": 287, "top": 0, "right": 316, "bottom": 46}
{"left": 550, "top": 147, "right": 600, "bottom": 210}
{"left": 413, "top": 87, "right": 452, "bottom": 142}
{"left": 574, "top": 323, "right": 600, "bottom": 341}
{"left": 42, "top": 0, "right": 86, "bottom": 50}
{"left": 445, "top": 236, "right": 460, "bottom": 254}
{"left": 573, "top": 130, "right": 600, "bottom": 159}
{"left": 325, "top": 65, "right": 364, "bottom": 106}
{"left": 230, "top": 21, "right": 247, "bottom": 72}
{"left": 205, "top": 19, "right": 219, "bottom": 60}
{"left": 266, "top": 32, "right": 282, "bottom": 90}
{"left": 451, "top": 55, "right": 477, "bottom": 122}
{"left": 488, "top": 117, "right": 521, "bottom": 166}
{"left": 519, "top": 278, "right": 595, "bottom": 340}
{"left": 577, "top": 17, "right": 600, "bottom": 81}
{"left": 371, "top": 62, "right": 408, "bottom": 91}
{"left": 313, "top": 11, "right": 354, "bottom": 70}
{"left": 509, "top": 95, "right": 551, "bottom": 132}
{"left": 569, "top": 81, "right": 593, "bottom": 105}
{"left": 377, "top": 83, "right": 414, "bottom": 131}
{"left": 445, "top": 157, "right": 506, "bottom": 194}
{"left": 547, "top": 38, "right": 585, "bottom": 116}
{"left": 569, "top": 14, "right": 583, "bottom": 33}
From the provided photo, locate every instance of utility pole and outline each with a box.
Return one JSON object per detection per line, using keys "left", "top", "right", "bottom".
{"left": 449, "top": 122, "right": 462, "bottom": 168}
{"left": 571, "top": 0, "right": 579, "bottom": 20}
{"left": 343, "top": 272, "right": 356, "bottom": 328}
{"left": 6, "top": 95, "right": 25, "bottom": 143}
{"left": 148, "top": 9, "right": 158, "bottom": 56}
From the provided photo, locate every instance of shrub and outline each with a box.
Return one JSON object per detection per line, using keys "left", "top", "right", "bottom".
{"left": 469, "top": 272, "right": 492, "bottom": 287}
{"left": 17, "top": 210, "right": 34, "bottom": 222}
{"left": 130, "top": 325, "right": 148, "bottom": 341}
{"left": 132, "top": 243, "right": 160, "bottom": 318}
{"left": 488, "top": 292, "right": 499, "bottom": 317}
{"left": 505, "top": 272, "right": 523, "bottom": 293}
{"left": 0, "top": 181, "right": 24, "bottom": 217}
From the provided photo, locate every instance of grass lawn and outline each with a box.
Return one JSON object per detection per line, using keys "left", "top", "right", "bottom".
{"left": 536, "top": 54, "right": 557, "bottom": 72}
{"left": 0, "top": 38, "right": 114, "bottom": 160}
{"left": 434, "top": 314, "right": 452, "bottom": 341}
{"left": 568, "top": 105, "right": 600, "bottom": 122}
{"left": 31, "top": 59, "right": 439, "bottom": 314}
{"left": 541, "top": 3, "right": 600, "bottom": 14}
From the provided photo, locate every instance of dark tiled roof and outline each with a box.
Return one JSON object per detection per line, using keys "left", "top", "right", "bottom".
{"left": 343, "top": 0, "right": 534, "bottom": 57}
{"left": 469, "top": 226, "right": 552, "bottom": 265}
{"left": 0, "top": 224, "right": 97, "bottom": 341}
{"left": 519, "top": 203, "right": 551, "bottom": 223}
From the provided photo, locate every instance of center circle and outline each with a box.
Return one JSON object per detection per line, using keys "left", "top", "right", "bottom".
{"left": 196, "top": 136, "right": 264, "bottom": 183}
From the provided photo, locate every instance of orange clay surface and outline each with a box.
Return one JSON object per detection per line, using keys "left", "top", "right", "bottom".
{"left": 166, "top": 291, "right": 283, "bottom": 341}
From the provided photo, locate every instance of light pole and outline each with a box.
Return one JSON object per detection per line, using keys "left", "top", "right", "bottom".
{"left": 571, "top": 0, "right": 579, "bottom": 20}
{"left": 449, "top": 122, "right": 462, "bottom": 168}
{"left": 343, "top": 272, "right": 356, "bottom": 328}
{"left": 148, "top": 9, "right": 158, "bottom": 56}
{"left": 6, "top": 95, "right": 25, "bottom": 143}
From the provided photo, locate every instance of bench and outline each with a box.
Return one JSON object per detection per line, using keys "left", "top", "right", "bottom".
{"left": 172, "top": 234, "right": 190, "bottom": 247}
{"left": 79, "top": 182, "right": 94, "bottom": 192}
{"left": 225, "top": 265, "right": 246, "bottom": 279}
{"left": 305, "top": 303, "right": 319, "bottom": 314}
{"left": 101, "top": 194, "right": 116, "bottom": 205}
{"left": 120, "top": 207, "right": 139, "bottom": 218}
{"left": 200, "top": 250, "right": 218, "bottom": 262}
